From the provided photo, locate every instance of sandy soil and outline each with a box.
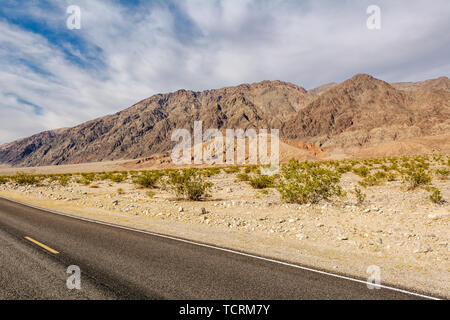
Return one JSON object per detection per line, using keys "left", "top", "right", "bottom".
{"left": 0, "top": 170, "right": 448, "bottom": 298}
{"left": 0, "top": 160, "right": 130, "bottom": 176}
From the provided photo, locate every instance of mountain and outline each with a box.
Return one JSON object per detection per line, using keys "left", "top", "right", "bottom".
{"left": 391, "top": 76, "right": 450, "bottom": 92}
{"left": 0, "top": 80, "right": 308, "bottom": 167}
{"left": 282, "top": 74, "right": 450, "bottom": 152}
{"left": 0, "top": 74, "right": 449, "bottom": 167}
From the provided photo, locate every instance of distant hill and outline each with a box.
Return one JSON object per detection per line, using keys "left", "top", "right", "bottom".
{"left": 1, "top": 74, "right": 449, "bottom": 167}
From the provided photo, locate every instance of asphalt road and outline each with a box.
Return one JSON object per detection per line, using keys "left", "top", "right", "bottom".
{"left": 0, "top": 197, "right": 435, "bottom": 300}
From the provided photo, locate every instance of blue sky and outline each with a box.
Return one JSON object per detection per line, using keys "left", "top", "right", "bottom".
{"left": 0, "top": 0, "right": 449, "bottom": 144}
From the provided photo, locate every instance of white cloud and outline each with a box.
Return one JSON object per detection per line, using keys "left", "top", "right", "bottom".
{"left": 0, "top": 0, "right": 449, "bottom": 144}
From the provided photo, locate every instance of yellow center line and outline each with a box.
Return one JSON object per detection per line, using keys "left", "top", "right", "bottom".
{"left": 24, "top": 236, "right": 59, "bottom": 254}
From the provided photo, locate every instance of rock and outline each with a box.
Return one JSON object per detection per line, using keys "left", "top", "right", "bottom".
{"left": 178, "top": 206, "right": 184, "bottom": 213}
{"left": 414, "top": 247, "right": 433, "bottom": 254}
{"left": 112, "top": 200, "right": 119, "bottom": 206}
{"left": 376, "top": 237, "right": 383, "bottom": 244}
{"left": 316, "top": 223, "right": 324, "bottom": 227}
{"left": 338, "top": 235, "right": 348, "bottom": 241}
{"left": 438, "top": 241, "right": 448, "bottom": 246}
{"left": 200, "top": 207, "right": 207, "bottom": 215}
{"left": 363, "top": 209, "right": 371, "bottom": 213}
{"left": 296, "top": 233, "right": 308, "bottom": 240}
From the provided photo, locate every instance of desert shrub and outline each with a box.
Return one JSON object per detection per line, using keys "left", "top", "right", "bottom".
{"left": 336, "top": 165, "right": 352, "bottom": 174}
{"left": 47, "top": 174, "right": 59, "bottom": 183}
{"left": 435, "top": 168, "right": 449, "bottom": 180}
{"left": 373, "top": 171, "right": 387, "bottom": 181}
{"left": 429, "top": 187, "right": 444, "bottom": 204}
{"left": 432, "top": 155, "right": 442, "bottom": 162}
{"left": 350, "top": 160, "right": 360, "bottom": 166}
{"left": 244, "top": 165, "right": 260, "bottom": 174}
{"left": 57, "top": 175, "right": 71, "bottom": 186}
{"left": 0, "top": 176, "right": 9, "bottom": 184}
{"left": 96, "top": 172, "right": 109, "bottom": 180}
{"left": 11, "top": 172, "right": 40, "bottom": 186}
{"left": 372, "top": 158, "right": 382, "bottom": 165}
{"left": 165, "top": 169, "right": 212, "bottom": 201}
{"left": 386, "top": 172, "right": 397, "bottom": 181}
{"left": 79, "top": 177, "right": 91, "bottom": 185}
{"left": 117, "top": 188, "right": 124, "bottom": 195}
{"left": 110, "top": 173, "right": 128, "bottom": 183}
{"left": 358, "top": 171, "right": 387, "bottom": 187}
{"left": 248, "top": 174, "right": 275, "bottom": 189}
{"left": 353, "top": 186, "right": 366, "bottom": 205}
{"left": 400, "top": 161, "right": 411, "bottom": 169}
{"left": 133, "top": 171, "right": 161, "bottom": 188}
{"left": 236, "top": 172, "right": 250, "bottom": 182}
{"left": 402, "top": 168, "right": 431, "bottom": 190}
{"left": 160, "top": 169, "right": 177, "bottom": 177}
{"left": 201, "top": 167, "right": 222, "bottom": 177}
{"left": 277, "top": 159, "right": 343, "bottom": 204}
{"left": 79, "top": 173, "right": 96, "bottom": 185}
{"left": 352, "top": 166, "right": 370, "bottom": 177}
{"left": 358, "top": 177, "right": 373, "bottom": 187}
{"left": 223, "top": 166, "right": 241, "bottom": 174}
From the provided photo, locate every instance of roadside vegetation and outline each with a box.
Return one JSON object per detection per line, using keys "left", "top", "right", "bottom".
{"left": 163, "top": 169, "right": 213, "bottom": 201}
{"left": 0, "top": 154, "right": 448, "bottom": 204}
{"left": 277, "top": 160, "right": 343, "bottom": 204}
{"left": 132, "top": 171, "right": 161, "bottom": 188}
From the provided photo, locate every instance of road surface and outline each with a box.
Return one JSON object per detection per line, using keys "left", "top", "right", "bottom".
{"left": 0, "top": 197, "right": 435, "bottom": 300}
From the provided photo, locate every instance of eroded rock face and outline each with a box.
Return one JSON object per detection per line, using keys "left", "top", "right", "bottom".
{"left": 281, "top": 74, "right": 450, "bottom": 151}
{"left": 1, "top": 75, "right": 449, "bottom": 167}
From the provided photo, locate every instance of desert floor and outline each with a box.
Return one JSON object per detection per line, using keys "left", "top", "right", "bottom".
{"left": 0, "top": 157, "right": 448, "bottom": 299}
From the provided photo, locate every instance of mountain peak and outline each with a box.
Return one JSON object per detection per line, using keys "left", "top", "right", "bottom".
{"left": 350, "top": 73, "right": 376, "bottom": 81}
{"left": 336, "top": 73, "right": 393, "bottom": 92}
{"left": 1, "top": 74, "right": 448, "bottom": 167}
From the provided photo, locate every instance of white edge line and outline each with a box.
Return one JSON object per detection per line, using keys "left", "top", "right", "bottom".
{"left": 0, "top": 196, "right": 442, "bottom": 300}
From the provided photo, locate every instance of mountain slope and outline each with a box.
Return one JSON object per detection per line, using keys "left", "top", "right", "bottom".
{"left": 0, "top": 80, "right": 308, "bottom": 167}
{"left": 392, "top": 76, "right": 450, "bottom": 92}
{"left": 282, "top": 74, "right": 450, "bottom": 152}
{"left": 0, "top": 74, "right": 448, "bottom": 167}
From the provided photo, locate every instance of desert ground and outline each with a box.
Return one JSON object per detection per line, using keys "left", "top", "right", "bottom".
{"left": 0, "top": 155, "right": 448, "bottom": 298}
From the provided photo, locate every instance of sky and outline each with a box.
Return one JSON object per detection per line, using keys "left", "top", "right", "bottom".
{"left": 0, "top": 0, "right": 449, "bottom": 144}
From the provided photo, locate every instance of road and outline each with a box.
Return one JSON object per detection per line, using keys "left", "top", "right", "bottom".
{"left": 0, "top": 197, "right": 436, "bottom": 300}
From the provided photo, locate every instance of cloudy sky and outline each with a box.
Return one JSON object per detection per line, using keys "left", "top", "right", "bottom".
{"left": 0, "top": 0, "right": 449, "bottom": 144}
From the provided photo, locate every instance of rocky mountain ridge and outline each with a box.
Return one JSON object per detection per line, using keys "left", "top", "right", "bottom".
{"left": 1, "top": 74, "right": 449, "bottom": 167}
